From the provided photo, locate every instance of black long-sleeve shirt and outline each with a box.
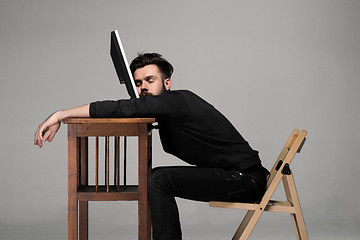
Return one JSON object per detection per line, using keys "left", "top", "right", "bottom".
{"left": 90, "top": 90, "right": 261, "bottom": 171}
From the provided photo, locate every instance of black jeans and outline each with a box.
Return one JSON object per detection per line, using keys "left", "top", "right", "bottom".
{"left": 147, "top": 166, "right": 268, "bottom": 240}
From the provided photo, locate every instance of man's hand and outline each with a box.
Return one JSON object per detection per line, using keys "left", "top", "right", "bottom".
{"left": 34, "top": 111, "right": 62, "bottom": 148}
{"left": 34, "top": 104, "right": 90, "bottom": 148}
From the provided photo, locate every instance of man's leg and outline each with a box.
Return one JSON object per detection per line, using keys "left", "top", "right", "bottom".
{"left": 147, "top": 166, "right": 266, "bottom": 240}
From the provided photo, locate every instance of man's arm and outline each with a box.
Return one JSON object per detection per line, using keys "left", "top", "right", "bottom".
{"left": 34, "top": 104, "right": 90, "bottom": 148}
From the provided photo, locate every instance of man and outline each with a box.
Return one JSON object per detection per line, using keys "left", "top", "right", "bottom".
{"left": 34, "top": 53, "right": 269, "bottom": 240}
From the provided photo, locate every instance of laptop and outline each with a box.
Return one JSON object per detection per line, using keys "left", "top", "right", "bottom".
{"left": 110, "top": 30, "right": 139, "bottom": 98}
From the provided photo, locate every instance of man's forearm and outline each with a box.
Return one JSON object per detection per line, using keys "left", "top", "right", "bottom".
{"left": 56, "top": 104, "right": 90, "bottom": 121}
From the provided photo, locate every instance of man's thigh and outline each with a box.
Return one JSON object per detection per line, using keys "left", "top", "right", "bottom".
{"left": 151, "top": 166, "right": 256, "bottom": 202}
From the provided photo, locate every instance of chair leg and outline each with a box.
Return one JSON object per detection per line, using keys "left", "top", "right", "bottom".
{"left": 232, "top": 210, "right": 254, "bottom": 240}
{"left": 232, "top": 209, "right": 264, "bottom": 240}
{"left": 283, "top": 174, "right": 309, "bottom": 240}
{"left": 79, "top": 201, "right": 88, "bottom": 240}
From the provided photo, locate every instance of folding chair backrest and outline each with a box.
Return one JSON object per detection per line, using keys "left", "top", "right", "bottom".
{"left": 266, "top": 129, "right": 307, "bottom": 188}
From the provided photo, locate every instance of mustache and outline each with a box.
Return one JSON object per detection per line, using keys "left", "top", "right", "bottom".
{"left": 140, "top": 90, "right": 154, "bottom": 96}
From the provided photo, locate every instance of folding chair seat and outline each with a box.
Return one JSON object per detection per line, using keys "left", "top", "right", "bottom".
{"left": 210, "top": 129, "right": 309, "bottom": 240}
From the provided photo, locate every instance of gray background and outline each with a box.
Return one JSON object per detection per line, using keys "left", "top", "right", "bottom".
{"left": 1, "top": 0, "right": 359, "bottom": 239}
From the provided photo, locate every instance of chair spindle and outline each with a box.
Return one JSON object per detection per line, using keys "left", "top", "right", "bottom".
{"left": 95, "top": 137, "right": 99, "bottom": 192}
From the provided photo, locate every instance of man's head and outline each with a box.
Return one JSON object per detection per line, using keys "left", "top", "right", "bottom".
{"left": 130, "top": 53, "right": 173, "bottom": 97}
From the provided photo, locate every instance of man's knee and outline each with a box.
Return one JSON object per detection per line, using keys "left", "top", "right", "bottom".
{"left": 148, "top": 167, "right": 172, "bottom": 194}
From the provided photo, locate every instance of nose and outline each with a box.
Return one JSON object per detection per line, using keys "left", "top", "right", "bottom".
{"left": 141, "top": 81, "right": 149, "bottom": 91}
{"left": 138, "top": 82, "right": 149, "bottom": 96}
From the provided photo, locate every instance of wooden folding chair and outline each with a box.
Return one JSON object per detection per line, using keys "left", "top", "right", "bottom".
{"left": 210, "top": 129, "right": 309, "bottom": 240}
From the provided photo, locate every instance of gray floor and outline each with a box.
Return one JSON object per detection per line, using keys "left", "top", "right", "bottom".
{"left": 2, "top": 223, "right": 359, "bottom": 240}
{"left": 2, "top": 204, "right": 359, "bottom": 240}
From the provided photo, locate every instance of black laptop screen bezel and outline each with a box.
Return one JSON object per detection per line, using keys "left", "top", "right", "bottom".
{"left": 110, "top": 30, "right": 139, "bottom": 99}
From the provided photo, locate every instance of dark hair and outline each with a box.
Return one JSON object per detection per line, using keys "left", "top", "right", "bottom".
{"left": 130, "top": 53, "right": 174, "bottom": 79}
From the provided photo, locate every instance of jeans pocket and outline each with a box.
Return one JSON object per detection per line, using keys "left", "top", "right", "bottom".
{"left": 226, "top": 172, "right": 261, "bottom": 203}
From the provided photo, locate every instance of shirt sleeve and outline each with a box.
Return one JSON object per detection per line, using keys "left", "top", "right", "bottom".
{"left": 89, "top": 91, "right": 188, "bottom": 120}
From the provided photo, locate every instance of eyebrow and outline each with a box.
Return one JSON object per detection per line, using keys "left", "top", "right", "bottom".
{"left": 135, "top": 75, "right": 156, "bottom": 81}
{"left": 145, "top": 75, "right": 155, "bottom": 80}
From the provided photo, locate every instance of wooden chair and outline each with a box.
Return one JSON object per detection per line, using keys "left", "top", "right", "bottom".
{"left": 210, "top": 129, "right": 309, "bottom": 240}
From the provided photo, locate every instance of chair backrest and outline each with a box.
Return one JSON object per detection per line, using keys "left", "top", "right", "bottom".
{"left": 266, "top": 129, "right": 307, "bottom": 188}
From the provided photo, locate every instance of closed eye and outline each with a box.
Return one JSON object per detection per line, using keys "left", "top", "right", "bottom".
{"left": 145, "top": 76, "right": 155, "bottom": 83}
{"left": 135, "top": 80, "right": 142, "bottom": 87}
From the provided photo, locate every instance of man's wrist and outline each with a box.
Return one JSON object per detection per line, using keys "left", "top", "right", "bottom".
{"left": 55, "top": 110, "right": 66, "bottom": 122}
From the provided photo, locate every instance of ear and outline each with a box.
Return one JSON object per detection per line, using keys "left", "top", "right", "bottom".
{"left": 164, "top": 78, "right": 172, "bottom": 91}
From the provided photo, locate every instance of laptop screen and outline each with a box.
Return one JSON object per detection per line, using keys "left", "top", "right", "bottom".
{"left": 110, "top": 30, "right": 139, "bottom": 98}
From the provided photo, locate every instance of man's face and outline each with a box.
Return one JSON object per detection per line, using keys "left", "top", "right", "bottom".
{"left": 134, "top": 64, "right": 172, "bottom": 97}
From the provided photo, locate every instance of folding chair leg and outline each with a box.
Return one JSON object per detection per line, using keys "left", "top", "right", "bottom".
{"left": 232, "top": 209, "right": 264, "bottom": 240}
{"left": 283, "top": 174, "right": 309, "bottom": 240}
{"left": 232, "top": 210, "right": 254, "bottom": 240}
{"left": 292, "top": 213, "right": 306, "bottom": 240}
